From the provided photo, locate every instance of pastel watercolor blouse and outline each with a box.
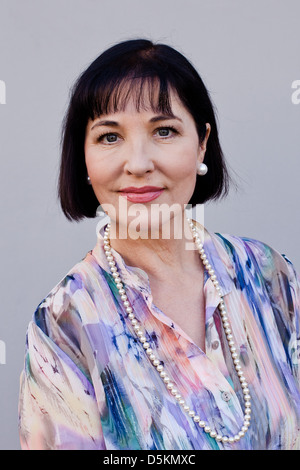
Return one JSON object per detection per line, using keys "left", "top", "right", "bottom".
{"left": 18, "top": 221, "right": 300, "bottom": 450}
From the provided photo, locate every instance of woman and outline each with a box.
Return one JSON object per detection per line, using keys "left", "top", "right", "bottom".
{"left": 18, "top": 39, "right": 300, "bottom": 450}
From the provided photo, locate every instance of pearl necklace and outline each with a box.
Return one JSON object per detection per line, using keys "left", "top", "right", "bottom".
{"left": 103, "top": 219, "right": 251, "bottom": 445}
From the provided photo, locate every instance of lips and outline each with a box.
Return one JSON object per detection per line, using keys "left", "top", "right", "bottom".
{"left": 119, "top": 186, "right": 164, "bottom": 193}
{"left": 119, "top": 186, "right": 165, "bottom": 203}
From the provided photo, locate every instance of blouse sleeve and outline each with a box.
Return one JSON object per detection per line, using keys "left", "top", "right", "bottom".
{"left": 281, "top": 253, "right": 300, "bottom": 381}
{"left": 240, "top": 236, "right": 300, "bottom": 385}
{"left": 18, "top": 301, "right": 106, "bottom": 450}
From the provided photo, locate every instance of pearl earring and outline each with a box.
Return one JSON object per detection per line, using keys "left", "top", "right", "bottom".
{"left": 87, "top": 175, "right": 92, "bottom": 184}
{"left": 96, "top": 204, "right": 106, "bottom": 217}
{"left": 197, "top": 163, "right": 208, "bottom": 176}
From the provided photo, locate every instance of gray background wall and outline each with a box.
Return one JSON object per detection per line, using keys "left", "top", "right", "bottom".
{"left": 0, "top": 0, "right": 299, "bottom": 450}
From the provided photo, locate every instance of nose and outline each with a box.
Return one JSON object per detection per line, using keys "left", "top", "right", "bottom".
{"left": 123, "top": 139, "right": 155, "bottom": 176}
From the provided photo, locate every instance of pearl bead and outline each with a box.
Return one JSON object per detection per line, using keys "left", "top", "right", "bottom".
{"left": 103, "top": 221, "right": 251, "bottom": 445}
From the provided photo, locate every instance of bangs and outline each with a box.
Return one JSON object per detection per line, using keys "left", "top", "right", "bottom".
{"left": 86, "top": 75, "right": 176, "bottom": 120}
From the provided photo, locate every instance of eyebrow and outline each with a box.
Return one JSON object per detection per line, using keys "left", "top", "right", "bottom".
{"left": 91, "top": 114, "right": 183, "bottom": 130}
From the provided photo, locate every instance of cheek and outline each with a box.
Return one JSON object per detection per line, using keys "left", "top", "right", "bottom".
{"left": 84, "top": 145, "right": 96, "bottom": 174}
{"left": 166, "top": 144, "right": 198, "bottom": 181}
{"left": 85, "top": 146, "right": 117, "bottom": 185}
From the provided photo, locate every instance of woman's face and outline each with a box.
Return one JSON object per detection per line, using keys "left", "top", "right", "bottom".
{"left": 84, "top": 86, "right": 210, "bottom": 237}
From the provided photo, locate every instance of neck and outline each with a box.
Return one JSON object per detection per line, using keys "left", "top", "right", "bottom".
{"left": 108, "top": 214, "right": 202, "bottom": 281}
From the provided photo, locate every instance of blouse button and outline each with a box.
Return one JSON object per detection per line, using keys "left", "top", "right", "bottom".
{"left": 221, "top": 391, "right": 231, "bottom": 402}
{"left": 212, "top": 340, "right": 219, "bottom": 350}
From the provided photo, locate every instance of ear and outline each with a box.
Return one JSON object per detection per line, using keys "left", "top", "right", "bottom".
{"left": 197, "top": 123, "right": 211, "bottom": 163}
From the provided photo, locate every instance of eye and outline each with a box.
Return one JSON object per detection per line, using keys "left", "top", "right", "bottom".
{"left": 97, "top": 132, "right": 119, "bottom": 144}
{"left": 155, "top": 126, "right": 179, "bottom": 138}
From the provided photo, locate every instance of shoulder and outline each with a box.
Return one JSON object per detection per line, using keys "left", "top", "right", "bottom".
{"left": 211, "top": 231, "right": 299, "bottom": 316}
{"left": 211, "top": 231, "right": 295, "bottom": 280}
{"left": 31, "top": 251, "right": 109, "bottom": 349}
{"left": 26, "top": 251, "right": 108, "bottom": 377}
{"left": 35, "top": 250, "right": 107, "bottom": 320}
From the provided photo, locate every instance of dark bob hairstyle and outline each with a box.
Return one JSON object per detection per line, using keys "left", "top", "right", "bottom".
{"left": 58, "top": 38, "right": 233, "bottom": 221}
